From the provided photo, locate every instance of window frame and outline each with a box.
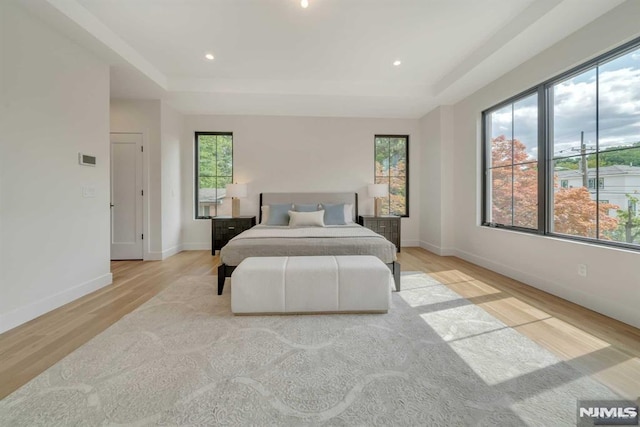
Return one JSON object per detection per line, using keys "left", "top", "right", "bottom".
{"left": 194, "top": 131, "right": 233, "bottom": 219}
{"left": 374, "top": 134, "right": 410, "bottom": 217}
{"left": 481, "top": 36, "right": 640, "bottom": 251}
{"left": 481, "top": 88, "right": 544, "bottom": 234}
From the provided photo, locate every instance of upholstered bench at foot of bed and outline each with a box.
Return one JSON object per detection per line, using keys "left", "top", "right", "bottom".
{"left": 230, "top": 255, "right": 392, "bottom": 314}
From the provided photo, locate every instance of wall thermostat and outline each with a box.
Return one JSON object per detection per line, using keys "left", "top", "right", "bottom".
{"left": 79, "top": 153, "right": 96, "bottom": 166}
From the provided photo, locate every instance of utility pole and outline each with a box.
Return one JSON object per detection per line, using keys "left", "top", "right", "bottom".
{"left": 580, "top": 131, "right": 588, "bottom": 188}
{"left": 570, "top": 131, "right": 594, "bottom": 188}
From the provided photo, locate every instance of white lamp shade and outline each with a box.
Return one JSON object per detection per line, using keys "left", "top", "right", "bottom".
{"left": 368, "top": 183, "right": 388, "bottom": 198}
{"left": 226, "top": 183, "right": 247, "bottom": 198}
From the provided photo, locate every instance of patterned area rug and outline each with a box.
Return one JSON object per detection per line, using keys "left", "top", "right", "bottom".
{"left": 0, "top": 272, "right": 619, "bottom": 426}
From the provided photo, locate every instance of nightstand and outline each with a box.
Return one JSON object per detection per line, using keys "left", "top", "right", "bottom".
{"left": 211, "top": 216, "right": 256, "bottom": 255}
{"left": 358, "top": 215, "right": 401, "bottom": 252}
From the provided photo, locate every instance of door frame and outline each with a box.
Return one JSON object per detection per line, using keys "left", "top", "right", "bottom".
{"left": 110, "top": 131, "right": 149, "bottom": 260}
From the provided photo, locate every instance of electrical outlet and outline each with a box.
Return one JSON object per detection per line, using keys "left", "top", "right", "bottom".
{"left": 577, "top": 264, "right": 587, "bottom": 277}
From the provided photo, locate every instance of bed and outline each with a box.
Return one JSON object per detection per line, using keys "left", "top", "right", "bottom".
{"left": 217, "top": 192, "right": 400, "bottom": 295}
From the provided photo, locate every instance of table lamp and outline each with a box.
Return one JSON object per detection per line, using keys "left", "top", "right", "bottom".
{"left": 368, "top": 183, "right": 389, "bottom": 217}
{"left": 226, "top": 183, "right": 247, "bottom": 218}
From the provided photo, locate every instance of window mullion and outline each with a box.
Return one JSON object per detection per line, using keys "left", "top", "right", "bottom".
{"left": 510, "top": 105, "right": 514, "bottom": 226}
{"left": 539, "top": 84, "right": 548, "bottom": 235}
{"left": 595, "top": 65, "right": 600, "bottom": 240}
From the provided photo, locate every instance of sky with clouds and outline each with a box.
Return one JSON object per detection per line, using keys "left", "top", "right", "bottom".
{"left": 489, "top": 46, "right": 640, "bottom": 162}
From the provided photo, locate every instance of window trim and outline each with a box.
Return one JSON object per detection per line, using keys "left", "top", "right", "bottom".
{"left": 194, "top": 131, "right": 233, "bottom": 220}
{"left": 481, "top": 88, "right": 541, "bottom": 234}
{"left": 374, "top": 134, "right": 409, "bottom": 218}
{"left": 481, "top": 36, "right": 640, "bottom": 251}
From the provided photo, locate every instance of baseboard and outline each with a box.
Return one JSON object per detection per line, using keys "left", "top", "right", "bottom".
{"left": 0, "top": 273, "right": 113, "bottom": 334}
{"left": 181, "top": 242, "right": 210, "bottom": 251}
{"left": 145, "top": 252, "right": 163, "bottom": 261}
{"left": 418, "top": 241, "right": 455, "bottom": 256}
{"left": 452, "top": 248, "right": 640, "bottom": 329}
{"left": 401, "top": 240, "right": 420, "bottom": 248}
{"left": 161, "top": 244, "right": 183, "bottom": 260}
{"left": 419, "top": 240, "right": 441, "bottom": 255}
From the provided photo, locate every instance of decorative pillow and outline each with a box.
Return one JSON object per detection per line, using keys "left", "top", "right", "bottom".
{"left": 321, "top": 203, "right": 347, "bottom": 225}
{"left": 288, "top": 210, "right": 325, "bottom": 227}
{"left": 293, "top": 203, "right": 320, "bottom": 212}
{"left": 344, "top": 203, "right": 354, "bottom": 224}
{"left": 266, "top": 203, "right": 293, "bottom": 226}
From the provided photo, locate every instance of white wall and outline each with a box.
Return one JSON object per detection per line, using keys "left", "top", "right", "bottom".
{"left": 419, "top": 106, "right": 455, "bottom": 255}
{"left": 419, "top": 109, "right": 442, "bottom": 252}
{"left": 181, "top": 115, "right": 421, "bottom": 249}
{"left": 160, "top": 102, "right": 183, "bottom": 257}
{"left": 0, "top": 2, "right": 111, "bottom": 333}
{"left": 449, "top": 1, "right": 640, "bottom": 328}
{"left": 110, "top": 99, "right": 162, "bottom": 259}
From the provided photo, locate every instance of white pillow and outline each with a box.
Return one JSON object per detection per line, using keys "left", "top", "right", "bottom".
{"left": 288, "top": 210, "right": 325, "bottom": 227}
{"left": 260, "top": 205, "right": 270, "bottom": 224}
{"left": 344, "top": 203, "right": 354, "bottom": 224}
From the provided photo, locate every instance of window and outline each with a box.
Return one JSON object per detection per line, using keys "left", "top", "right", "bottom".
{"left": 587, "top": 178, "right": 604, "bottom": 190}
{"left": 484, "top": 93, "right": 538, "bottom": 229}
{"left": 482, "top": 37, "right": 640, "bottom": 249}
{"left": 195, "top": 132, "right": 232, "bottom": 219}
{"left": 375, "top": 135, "right": 409, "bottom": 216}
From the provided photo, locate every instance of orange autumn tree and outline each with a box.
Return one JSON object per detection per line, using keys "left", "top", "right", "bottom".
{"left": 553, "top": 184, "right": 618, "bottom": 238}
{"left": 491, "top": 135, "right": 618, "bottom": 236}
{"left": 490, "top": 135, "right": 538, "bottom": 228}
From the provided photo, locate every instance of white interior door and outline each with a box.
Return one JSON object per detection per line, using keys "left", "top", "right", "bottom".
{"left": 110, "top": 133, "right": 143, "bottom": 260}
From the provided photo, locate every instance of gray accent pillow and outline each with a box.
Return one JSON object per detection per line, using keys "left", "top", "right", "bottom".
{"left": 266, "top": 203, "right": 293, "bottom": 226}
{"left": 294, "top": 203, "right": 319, "bottom": 212}
{"left": 321, "top": 203, "right": 346, "bottom": 225}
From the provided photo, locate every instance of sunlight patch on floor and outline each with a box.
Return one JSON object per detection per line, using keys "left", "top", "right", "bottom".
{"left": 480, "top": 296, "right": 552, "bottom": 327}
{"left": 420, "top": 305, "right": 506, "bottom": 342}
{"left": 447, "top": 327, "right": 561, "bottom": 386}
{"left": 399, "top": 281, "right": 464, "bottom": 308}
{"left": 447, "top": 279, "right": 502, "bottom": 298}
{"left": 516, "top": 317, "right": 611, "bottom": 360}
{"left": 426, "top": 269, "right": 475, "bottom": 285}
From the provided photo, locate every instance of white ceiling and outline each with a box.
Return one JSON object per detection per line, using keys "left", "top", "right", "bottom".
{"left": 26, "top": 0, "right": 626, "bottom": 118}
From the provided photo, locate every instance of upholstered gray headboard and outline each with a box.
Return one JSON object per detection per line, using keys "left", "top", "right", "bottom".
{"left": 259, "top": 192, "right": 358, "bottom": 223}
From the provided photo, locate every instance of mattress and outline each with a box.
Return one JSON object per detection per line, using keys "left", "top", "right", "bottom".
{"left": 219, "top": 224, "right": 398, "bottom": 266}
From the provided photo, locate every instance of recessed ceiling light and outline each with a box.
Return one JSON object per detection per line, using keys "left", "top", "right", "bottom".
{"left": 205, "top": 53, "right": 215, "bottom": 61}
{"left": 301, "top": 0, "right": 309, "bottom": 8}
{"left": 393, "top": 60, "right": 402, "bottom": 66}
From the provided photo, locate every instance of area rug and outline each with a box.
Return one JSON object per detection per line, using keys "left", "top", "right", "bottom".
{"left": 0, "top": 272, "right": 619, "bottom": 426}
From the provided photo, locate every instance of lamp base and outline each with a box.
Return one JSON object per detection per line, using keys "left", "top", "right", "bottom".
{"left": 374, "top": 198, "right": 381, "bottom": 217}
{"left": 231, "top": 198, "right": 240, "bottom": 217}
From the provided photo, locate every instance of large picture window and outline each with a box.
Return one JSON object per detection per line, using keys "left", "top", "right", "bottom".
{"left": 195, "top": 132, "right": 233, "bottom": 219}
{"left": 375, "top": 135, "right": 409, "bottom": 217}
{"left": 482, "top": 38, "right": 640, "bottom": 249}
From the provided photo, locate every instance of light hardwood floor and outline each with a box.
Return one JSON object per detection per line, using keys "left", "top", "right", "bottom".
{"left": 1, "top": 248, "right": 638, "bottom": 401}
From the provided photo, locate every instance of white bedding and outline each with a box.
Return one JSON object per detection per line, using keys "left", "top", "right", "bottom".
{"left": 220, "top": 224, "right": 397, "bottom": 266}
